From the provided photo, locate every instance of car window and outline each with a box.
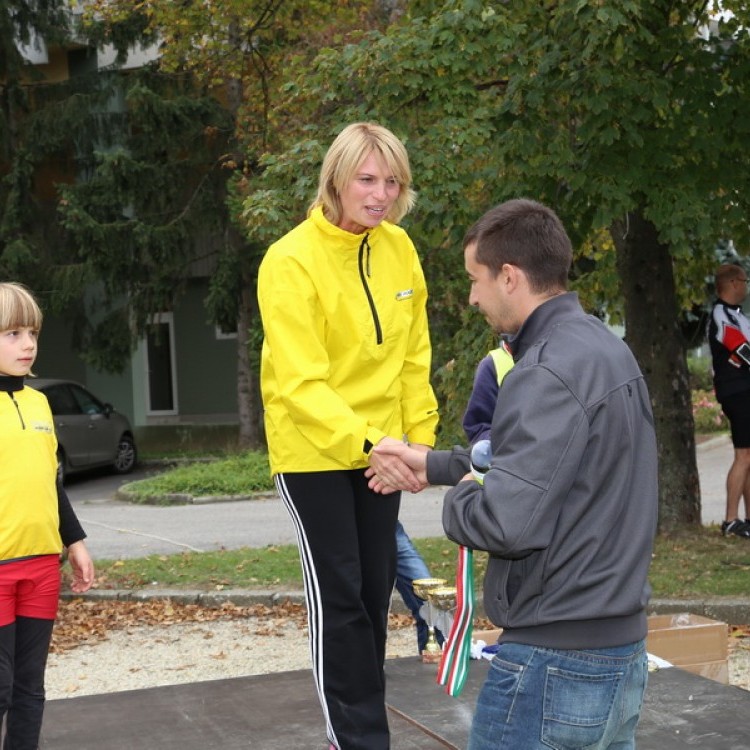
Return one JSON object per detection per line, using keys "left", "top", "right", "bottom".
{"left": 70, "top": 384, "right": 106, "bottom": 416}
{"left": 42, "top": 384, "right": 82, "bottom": 416}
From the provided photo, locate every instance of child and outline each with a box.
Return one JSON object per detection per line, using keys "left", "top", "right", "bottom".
{"left": 0, "top": 282, "right": 94, "bottom": 748}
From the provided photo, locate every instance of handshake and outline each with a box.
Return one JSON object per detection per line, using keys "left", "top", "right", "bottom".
{"left": 365, "top": 437, "right": 430, "bottom": 495}
{"left": 366, "top": 438, "right": 477, "bottom": 494}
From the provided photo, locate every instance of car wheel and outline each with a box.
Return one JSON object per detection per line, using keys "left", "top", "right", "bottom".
{"left": 113, "top": 435, "right": 137, "bottom": 474}
{"left": 56, "top": 448, "right": 67, "bottom": 484}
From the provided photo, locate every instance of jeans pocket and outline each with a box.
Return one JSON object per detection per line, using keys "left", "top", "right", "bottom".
{"left": 477, "top": 655, "right": 525, "bottom": 724}
{"left": 541, "top": 666, "right": 622, "bottom": 750}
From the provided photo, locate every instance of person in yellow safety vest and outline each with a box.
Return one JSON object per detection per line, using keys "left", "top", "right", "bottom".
{"left": 462, "top": 342, "right": 514, "bottom": 445}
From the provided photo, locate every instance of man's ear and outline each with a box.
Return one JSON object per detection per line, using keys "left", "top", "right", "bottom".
{"left": 501, "top": 263, "right": 522, "bottom": 293}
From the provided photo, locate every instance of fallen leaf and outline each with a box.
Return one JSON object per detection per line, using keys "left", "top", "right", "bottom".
{"left": 50, "top": 597, "right": 431, "bottom": 656}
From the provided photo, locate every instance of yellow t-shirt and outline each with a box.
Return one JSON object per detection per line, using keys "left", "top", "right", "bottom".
{"left": 0, "top": 386, "right": 61, "bottom": 561}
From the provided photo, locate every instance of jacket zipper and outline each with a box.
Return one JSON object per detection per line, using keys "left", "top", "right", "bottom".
{"left": 8, "top": 392, "right": 26, "bottom": 429}
{"left": 357, "top": 234, "right": 383, "bottom": 345}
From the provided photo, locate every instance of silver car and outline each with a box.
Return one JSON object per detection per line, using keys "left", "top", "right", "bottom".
{"left": 28, "top": 379, "right": 138, "bottom": 482}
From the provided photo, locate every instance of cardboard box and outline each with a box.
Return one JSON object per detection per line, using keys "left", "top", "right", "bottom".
{"left": 647, "top": 613, "right": 728, "bottom": 684}
{"left": 471, "top": 615, "right": 730, "bottom": 685}
{"left": 677, "top": 660, "right": 729, "bottom": 684}
{"left": 472, "top": 628, "right": 502, "bottom": 645}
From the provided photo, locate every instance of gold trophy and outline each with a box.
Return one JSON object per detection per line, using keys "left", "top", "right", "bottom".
{"left": 412, "top": 577, "right": 447, "bottom": 662}
{"left": 429, "top": 585, "right": 457, "bottom": 642}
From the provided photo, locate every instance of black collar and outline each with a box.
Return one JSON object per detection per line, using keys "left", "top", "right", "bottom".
{"left": 0, "top": 375, "right": 25, "bottom": 393}
{"left": 716, "top": 297, "right": 742, "bottom": 310}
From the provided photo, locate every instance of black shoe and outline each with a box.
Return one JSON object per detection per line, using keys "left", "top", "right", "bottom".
{"left": 721, "top": 519, "right": 750, "bottom": 538}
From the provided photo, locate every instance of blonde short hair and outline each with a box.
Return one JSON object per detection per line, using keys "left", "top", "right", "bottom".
{"left": 0, "top": 282, "right": 43, "bottom": 332}
{"left": 309, "top": 122, "right": 416, "bottom": 227}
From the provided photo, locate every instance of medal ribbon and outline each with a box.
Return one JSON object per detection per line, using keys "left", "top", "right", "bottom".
{"left": 437, "top": 442, "right": 489, "bottom": 697}
{"left": 436, "top": 544, "right": 474, "bottom": 696}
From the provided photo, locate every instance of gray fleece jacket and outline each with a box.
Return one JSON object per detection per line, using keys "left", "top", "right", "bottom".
{"left": 427, "top": 293, "right": 658, "bottom": 649}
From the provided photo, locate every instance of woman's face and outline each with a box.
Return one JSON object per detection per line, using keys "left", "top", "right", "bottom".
{"left": 337, "top": 150, "right": 401, "bottom": 234}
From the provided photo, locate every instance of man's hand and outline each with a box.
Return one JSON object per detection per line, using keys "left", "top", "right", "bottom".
{"left": 66, "top": 540, "right": 95, "bottom": 593}
{"left": 366, "top": 439, "right": 429, "bottom": 494}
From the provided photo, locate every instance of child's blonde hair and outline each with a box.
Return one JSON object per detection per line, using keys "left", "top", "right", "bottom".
{"left": 0, "top": 282, "right": 43, "bottom": 332}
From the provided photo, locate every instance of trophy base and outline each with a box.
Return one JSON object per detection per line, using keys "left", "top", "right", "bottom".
{"left": 420, "top": 650, "right": 442, "bottom": 664}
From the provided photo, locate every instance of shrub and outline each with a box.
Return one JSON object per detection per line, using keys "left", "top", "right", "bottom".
{"left": 692, "top": 389, "right": 727, "bottom": 433}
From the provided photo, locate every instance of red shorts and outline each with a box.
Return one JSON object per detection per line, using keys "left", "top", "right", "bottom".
{"left": 0, "top": 555, "right": 61, "bottom": 626}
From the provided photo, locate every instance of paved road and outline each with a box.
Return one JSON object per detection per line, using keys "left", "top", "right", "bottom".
{"left": 67, "top": 466, "right": 446, "bottom": 560}
{"left": 67, "top": 436, "right": 733, "bottom": 560}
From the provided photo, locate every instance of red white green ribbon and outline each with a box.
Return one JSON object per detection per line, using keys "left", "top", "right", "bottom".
{"left": 436, "top": 544, "right": 474, "bottom": 696}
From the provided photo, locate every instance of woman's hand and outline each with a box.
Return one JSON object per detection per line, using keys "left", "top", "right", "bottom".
{"left": 366, "top": 438, "right": 429, "bottom": 494}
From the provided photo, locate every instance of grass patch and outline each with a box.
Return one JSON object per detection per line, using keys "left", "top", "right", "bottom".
{"left": 649, "top": 525, "right": 750, "bottom": 597}
{"left": 94, "top": 545, "right": 302, "bottom": 590}
{"left": 125, "top": 453, "right": 274, "bottom": 500}
{"left": 92, "top": 541, "right": 487, "bottom": 592}
{"left": 89, "top": 525, "right": 747, "bottom": 600}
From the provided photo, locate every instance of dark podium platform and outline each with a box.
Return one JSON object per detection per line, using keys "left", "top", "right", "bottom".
{"left": 40, "top": 658, "right": 749, "bottom": 749}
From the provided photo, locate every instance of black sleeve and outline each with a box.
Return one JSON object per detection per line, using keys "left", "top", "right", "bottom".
{"left": 57, "top": 478, "right": 87, "bottom": 546}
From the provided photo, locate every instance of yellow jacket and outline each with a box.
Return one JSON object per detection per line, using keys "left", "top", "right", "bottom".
{"left": 258, "top": 207, "right": 438, "bottom": 474}
{"left": 0, "top": 386, "right": 61, "bottom": 561}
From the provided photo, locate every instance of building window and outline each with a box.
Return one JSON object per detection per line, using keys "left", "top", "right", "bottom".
{"left": 145, "top": 313, "right": 178, "bottom": 415}
{"left": 215, "top": 324, "right": 237, "bottom": 340}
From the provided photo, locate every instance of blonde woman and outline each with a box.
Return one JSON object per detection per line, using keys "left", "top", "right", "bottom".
{"left": 257, "top": 123, "right": 438, "bottom": 750}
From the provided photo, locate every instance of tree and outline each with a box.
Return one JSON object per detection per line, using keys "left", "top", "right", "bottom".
{"left": 1, "top": 0, "right": 72, "bottom": 288}
{"left": 82, "top": 0, "right": 393, "bottom": 448}
{"left": 2, "top": 3, "right": 238, "bottom": 378}
{"left": 56, "top": 70, "right": 236, "bottom": 365}
{"left": 242, "top": 0, "right": 750, "bottom": 531}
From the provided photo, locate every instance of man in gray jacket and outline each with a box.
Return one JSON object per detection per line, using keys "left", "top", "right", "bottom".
{"left": 369, "top": 198, "right": 658, "bottom": 750}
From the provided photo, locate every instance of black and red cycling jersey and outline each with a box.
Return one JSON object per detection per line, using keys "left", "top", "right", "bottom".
{"left": 708, "top": 298, "right": 750, "bottom": 402}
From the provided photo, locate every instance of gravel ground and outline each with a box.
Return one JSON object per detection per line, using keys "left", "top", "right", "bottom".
{"left": 45, "top": 618, "right": 419, "bottom": 699}
{"left": 45, "top": 613, "right": 750, "bottom": 700}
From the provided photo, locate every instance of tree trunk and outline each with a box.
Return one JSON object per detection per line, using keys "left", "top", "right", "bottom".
{"left": 236, "top": 266, "right": 264, "bottom": 450}
{"left": 610, "top": 209, "right": 701, "bottom": 532}
{"left": 226, "top": 17, "right": 263, "bottom": 451}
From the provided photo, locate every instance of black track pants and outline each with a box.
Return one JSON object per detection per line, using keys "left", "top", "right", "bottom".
{"left": 276, "top": 470, "right": 400, "bottom": 750}
{"left": 0, "top": 616, "right": 55, "bottom": 750}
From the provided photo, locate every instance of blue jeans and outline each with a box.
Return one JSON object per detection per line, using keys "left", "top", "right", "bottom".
{"left": 468, "top": 639, "right": 648, "bottom": 750}
{"left": 394, "top": 521, "right": 444, "bottom": 653}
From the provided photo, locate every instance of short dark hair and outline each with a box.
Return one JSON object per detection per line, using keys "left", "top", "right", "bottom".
{"left": 715, "top": 263, "right": 746, "bottom": 295}
{"left": 463, "top": 198, "right": 572, "bottom": 293}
